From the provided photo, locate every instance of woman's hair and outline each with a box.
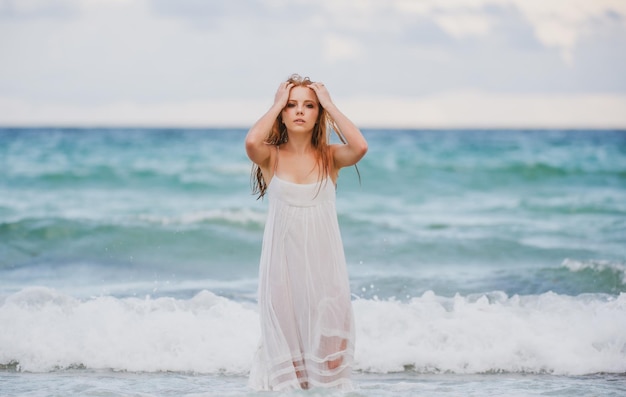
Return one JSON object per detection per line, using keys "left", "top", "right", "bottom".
{"left": 251, "top": 73, "right": 355, "bottom": 199}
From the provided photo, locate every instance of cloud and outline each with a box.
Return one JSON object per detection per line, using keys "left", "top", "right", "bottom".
{"left": 511, "top": 0, "right": 626, "bottom": 63}
{"left": 0, "top": 0, "right": 78, "bottom": 18}
{"left": 2, "top": 92, "right": 625, "bottom": 129}
{"left": 368, "top": 0, "right": 626, "bottom": 62}
{"left": 432, "top": 12, "right": 492, "bottom": 39}
{"left": 323, "top": 34, "right": 363, "bottom": 63}
{"left": 0, "top": 96, "right": 270, "bottom": 127}
{"left": 340, "top": 92, "right": 626, "bottom": 128}
{"left": 0, "top": 0, "right": 624, "bottom": 127}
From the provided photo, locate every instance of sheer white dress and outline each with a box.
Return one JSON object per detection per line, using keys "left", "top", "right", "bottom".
{"left": 249, "top": 155, "right": 355, "bottom": 391}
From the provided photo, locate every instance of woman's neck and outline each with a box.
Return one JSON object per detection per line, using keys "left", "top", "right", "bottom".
{"left": 284, "top": 133, "right": 314, "bottom": 155}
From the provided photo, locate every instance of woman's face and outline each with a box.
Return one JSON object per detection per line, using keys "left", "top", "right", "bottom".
{"left": 282, "top": 86, "right": 319, "bottom": 133}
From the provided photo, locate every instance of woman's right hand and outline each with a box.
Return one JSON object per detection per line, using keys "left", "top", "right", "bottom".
{"left": 273, "top": 82, "right": 294, "bottom": 108}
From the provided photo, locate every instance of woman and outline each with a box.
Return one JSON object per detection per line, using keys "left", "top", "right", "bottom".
{"left": 246, "top": 74, "right": 367, "bottom": 391}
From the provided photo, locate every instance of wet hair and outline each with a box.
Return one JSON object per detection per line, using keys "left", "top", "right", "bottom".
{"left": 251, "top": 74, "right": 356, "bottom": 199}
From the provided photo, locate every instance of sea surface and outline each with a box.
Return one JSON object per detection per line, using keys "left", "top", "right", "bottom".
{"left": 1, "top": 128, "right": 625, "bottom": 396}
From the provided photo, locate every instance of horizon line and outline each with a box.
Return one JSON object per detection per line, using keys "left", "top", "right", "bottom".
{"left": 1, "top": 124, "right": 624, "bottom": 131}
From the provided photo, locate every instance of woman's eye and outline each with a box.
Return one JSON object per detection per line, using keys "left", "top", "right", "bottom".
{"left": 286, "top": 103, "right": 295, "bottom": 108}
{"left": 306, "top": 104, "right": 314, "bottom": 108}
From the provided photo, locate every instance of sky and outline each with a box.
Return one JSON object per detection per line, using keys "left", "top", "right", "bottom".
{"left": 1, "top": 0, "right": 625, "bottom": 128}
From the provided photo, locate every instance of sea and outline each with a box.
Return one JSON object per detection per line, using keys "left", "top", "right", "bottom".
{"left": 0, "top": 128, "right": 624, "bottom": 396}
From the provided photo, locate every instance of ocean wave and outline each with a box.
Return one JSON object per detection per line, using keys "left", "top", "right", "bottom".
{"left": 3, "top": 166, "right": 232, "bottom": 192}
{"left": 518, "top": 194, "right": 626, "bottom": 216}
{"left": 563, "top": 258, "right": 626, "bottom": 272}
{"left": 1, "top": 287, "right": 624, "bottom": 376}
{"left": 562, "top": 258, "right": 626, "bottom": 285}
{"left": 484, "top": 162, "right": 613, "bottom": 181}
{"left": 350, "top": 259, "right": 626, "bottom": 304}
{"left": 0, "top": 216, "right": 262, "bottom": 272}
{"left": 0, "top": 206, "right": 266, "bottom": 234}
{"left": 137, "top": 208, "right": 266, "bottom": 227}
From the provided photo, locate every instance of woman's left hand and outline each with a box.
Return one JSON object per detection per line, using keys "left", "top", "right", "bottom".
{"left": 308, "top": 82, "right": 333, "bottom": 109}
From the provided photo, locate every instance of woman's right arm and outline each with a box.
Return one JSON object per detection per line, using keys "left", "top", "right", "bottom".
{"left": 245, "top": 82, "right": 293, "bottom": 167}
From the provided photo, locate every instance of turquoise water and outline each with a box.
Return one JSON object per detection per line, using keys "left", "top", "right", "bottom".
{"left": 1, "top": 128, "right": 625, "bottom": 396}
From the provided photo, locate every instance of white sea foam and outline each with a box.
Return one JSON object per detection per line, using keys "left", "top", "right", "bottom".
{"left": 1, "top": 287, "right": 625, "bottom": 375}
{"left": 562, "top": 258, "right": 626, "bottom": 283}
{"left": 137, "top": 208, "right": 266, "bottom": 227}
{"left": 353, "top": 291, "right": 626, "bottom": 375}
{"left": 0, "top": 288, "right": 259, "bottom": 374}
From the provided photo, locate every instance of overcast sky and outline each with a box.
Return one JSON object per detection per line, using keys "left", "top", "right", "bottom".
{"left": 1, "top": 0, "right": 625, "bottom": 128}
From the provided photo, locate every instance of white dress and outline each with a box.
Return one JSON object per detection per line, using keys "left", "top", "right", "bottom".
{"left": 249, "top": 169, "right": 355, "bottom": 391}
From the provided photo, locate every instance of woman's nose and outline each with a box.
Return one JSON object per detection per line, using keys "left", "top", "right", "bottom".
{"left": 296, "top": 106, "right": 304, "bottom": 115}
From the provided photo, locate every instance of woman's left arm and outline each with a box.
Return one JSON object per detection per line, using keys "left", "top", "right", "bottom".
{"left": 309, "top": 82, "right": 368, "bottom": 169}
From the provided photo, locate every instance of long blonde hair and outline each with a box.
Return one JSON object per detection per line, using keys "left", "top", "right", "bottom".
{"left": 251, "top": 74, "right": 354, "bottom": 199}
